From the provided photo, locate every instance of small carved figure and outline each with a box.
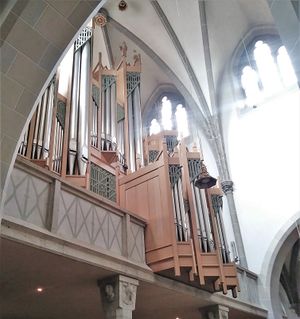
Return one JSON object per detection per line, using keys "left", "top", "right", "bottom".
{"left": 104, "top": 284, "right": 115, "bottom": 302}
{"left": 120, "top": 42, "right": 128, "bottom": 57}
{"left": 122, "top": 282, "right": 135, "bottom": 305}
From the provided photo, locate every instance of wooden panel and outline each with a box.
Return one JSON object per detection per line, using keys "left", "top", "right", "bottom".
{"left": 150, "top": 260, "right": 175, "bottom": 272}
{"left": 201, "top": 253, "right": 219, "bottom": 266}
{"left": 146, "top": 244, "right": 173, "bottom": 263}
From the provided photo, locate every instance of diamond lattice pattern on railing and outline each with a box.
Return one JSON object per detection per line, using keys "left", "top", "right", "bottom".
{"left": 57, "top": 190, "right": 122, "bottom": 254}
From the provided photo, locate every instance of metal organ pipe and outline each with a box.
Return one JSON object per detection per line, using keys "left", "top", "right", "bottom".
{"left": 132, "top": 85, "right": 144, "bottom": 167}
{"left": 127, "top": 93, "right": 136, "bottom": 172}
{"left": 172, "top": 184, "right": 183, "bottom": 241}
{"left": 177, "top": 177, "right": 188, "bottom": 241}
{"left": 192, "top": 183, "right": 208, "bottom": 252}
{"left": 69, "top": 49, "right": 81, "bottom": 174}
{"left": 32, "top": 102, "right": 41, "bottom": 158}
{"left": 110, "top": 82, "right": 116, "bottom": 150}
{"left": 101, "top": 87, "right": 106, "bottom": 150}
{"left": 78, "top": 40, "right": 90, "bottom": 175}
{"left": 117, "top": 119, "right": 125, "bottom": 165}
{"left": 42, "top": 82, "right": 54, "bottom": 159}
{"left": 37, "top": 89, "right": 48, "bottom": 159}
{"left": 105, "top": 82, "right": 111, "bottom": 148}
{"left": 199, "top": 189, "right": 214, "bottom": 251}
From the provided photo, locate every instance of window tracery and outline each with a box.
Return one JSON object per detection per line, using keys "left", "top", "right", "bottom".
{"left": 240, "top": 39, "right": 297, "bottom": 108}
{"left": 148, "top": 95, "right": 189, "bottom": 140}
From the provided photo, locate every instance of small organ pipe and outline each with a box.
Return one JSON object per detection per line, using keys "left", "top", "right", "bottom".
{"left": 69, "top": 49, "right": 81, "bottom": 174}
{"left": 78, "top": 41, "right": 90, "bottom": 175}
{"left": 173, "top": 183, "right": 183, "bottom": 241}
{"left": 32, "top": 102, "right": 41, "bottom": 158}
{"left": 171, "top": 190, "right": 180, "bottom": 241}
{"left": 37, "top": 89, "right": 48, "bottom": 158}
{"left": 53, "top": 120, "right": 59, "bottom": 172}
{"left": 110, "top": 82, "right": 116, "bottom": 150}
{"left": 117, "top": 120, "right": 125, "bottom": 164}
{"left": 177, "top": 178, "right": 188, "bottom": 241}
{"left": 58, "top": 125, "right": 64, "bottom": 173}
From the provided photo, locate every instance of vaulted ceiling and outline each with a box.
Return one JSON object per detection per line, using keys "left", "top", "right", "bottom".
{"left": 98, "top": 0, "right": 274, "bottom": 116}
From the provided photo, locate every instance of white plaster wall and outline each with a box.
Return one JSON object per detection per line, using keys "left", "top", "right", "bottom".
{"left": 222, "top": 83, "right": 300, "bottom": 274}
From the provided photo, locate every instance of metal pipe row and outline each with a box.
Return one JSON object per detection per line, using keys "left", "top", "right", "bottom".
{"left": 213, "top": 196, "right": 230, "bottom": 263}
{"left": 68, "top": 40, "right": 90, "bottom": 175}
{"left": 52, "top": 119, "right": 64, "bottom": 173}
{"left": 78, "top": 40, "right": 90, "bottom": 176}
{"left": 18, "top": 129, "right": 29, "bottom": 156}
{"left": 171, "top": 176, "right": 190, "bottom": 242}
{"left": 29, "top": 81, "right": 54, "bottom": 160}
{"left": 191, "top": 183, "right": 215, "bottom": 252}
{"left": 101, "top": 78, "right": 116, "bottom": 151}
{"left": 191, "top": 183, "right": 208, "bottom": 252}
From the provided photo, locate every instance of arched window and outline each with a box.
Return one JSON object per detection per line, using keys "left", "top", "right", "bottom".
{"left": 239, "top": 39, "right": 297, "bottom": 108}
{"left": 148, "top": 95, "right": 189, "bottom": 140}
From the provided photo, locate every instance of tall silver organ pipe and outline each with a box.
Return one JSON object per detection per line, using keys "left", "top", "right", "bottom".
{"left": 188, "top": 160, "right": 214, "bottom": 252}
{"left": 132, "top": 85, "right": 144, "bottom": 167}
{"left": 69, "top": 49, "right": 81, "bottom": 174}
{"left": 78, "top": 40, "right": 90, "bottom": 175}
{"left": 101, "top": 84, "right": 106, "bottom": 150}
{"left": 199, "top": 189, "right": 214, "bottom": 251}
{"left": 42, "top": 81, "right": 55, "bottom": 159}
{"left": 169, "top": 165, "right": 191, "bottom": 242}
{"left": 127, "top": 93, "right": 136, "bottom": 172}
{"left": 191, "top": 183, "right": 209, "bottom": 252}
{"left": 105, "top": 81, "right": 111, "bottom": 146}
{"left": 110, "top": 82, "right": 117, "bottom": 150}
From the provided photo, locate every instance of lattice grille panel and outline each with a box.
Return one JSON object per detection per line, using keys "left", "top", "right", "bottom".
{"left": 75, "top": 27, "right": 92, "bottom": 51}
{"left": 188, "top": 159, "right": 201, "bottom": 182}
{"left": 148, "top": 150, "right": 159, "bottom": 163}
{"left": 90, "top": 163, "right": 116, "bottom": 202}
{"left": 127, "top": 72, "right": 140, "bottom": 96}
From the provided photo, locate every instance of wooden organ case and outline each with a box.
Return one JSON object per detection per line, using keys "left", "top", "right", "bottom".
{"left": 18, "top": 25, "right": 239, "bottom": 296}
{"left": 120, "top": 132, "right": 239, "bottom": 295}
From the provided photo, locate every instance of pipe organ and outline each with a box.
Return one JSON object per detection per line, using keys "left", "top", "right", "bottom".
{"left": 18, "top": 23, "right": 238, "bottom": 296}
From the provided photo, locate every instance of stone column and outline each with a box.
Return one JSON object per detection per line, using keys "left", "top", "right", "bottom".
{"left": 221, "top": 180, "right": 248, "bottom": 269}
{"left": 200, "top": 305, "right": 229, "bottom": 319}
{"left": 98, "top": 275, "right": 139, "bottom": 319}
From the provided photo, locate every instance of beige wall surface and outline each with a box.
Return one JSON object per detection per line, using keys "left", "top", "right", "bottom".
{"left": 0, "top": 0, "right": 103, "bottom": 210}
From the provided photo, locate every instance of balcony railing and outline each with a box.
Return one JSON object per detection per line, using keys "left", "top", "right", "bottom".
{"left": 3, "top": 156, "right": 146, "bottom": 265}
